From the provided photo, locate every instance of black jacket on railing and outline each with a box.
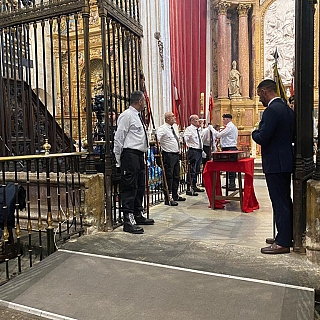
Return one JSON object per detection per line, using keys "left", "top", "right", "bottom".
{"left": 0, "top": 183, "right": 26, "bottom": 228}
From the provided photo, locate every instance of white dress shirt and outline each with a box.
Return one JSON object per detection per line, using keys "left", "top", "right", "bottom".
{"left": 184, "top": 124, "right": 203, "bottom": 149}
{"left": 157, "top": 123, "right": 180, "bottom": 153}
{"left": 113, "top": 106, "right": 148, "bottom": 165}
{"left": 202, "top": 127, "right": 219, "bottom": 151}
{"left": 216, "top": 121, "right": 238, "bottom": 148}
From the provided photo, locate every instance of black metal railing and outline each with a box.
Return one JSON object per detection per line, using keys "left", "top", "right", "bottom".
{"left": 0, "top": 152, "right": 85, "bottom": 281}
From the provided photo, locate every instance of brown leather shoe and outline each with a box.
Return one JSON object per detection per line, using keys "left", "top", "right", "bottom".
{"left": 266, "top": 238, "right": 275, "bottom": 245}
{"left": 261, "top": 243, "right": 290, "bottom": 254}
{"left": 266, "top": 238, "right": 294, "bottom": 247}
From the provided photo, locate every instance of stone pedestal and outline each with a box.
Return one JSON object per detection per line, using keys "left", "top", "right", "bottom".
{"left": 213, "top": 98, "right": 231, "bottom": 124}
{"left": 230, "top": 98, "right": 255, "bottom": 130}
{"left": 306, "top": 180, "right": 320, "bottom": 266}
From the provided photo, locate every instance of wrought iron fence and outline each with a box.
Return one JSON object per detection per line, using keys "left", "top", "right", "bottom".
{"left": 0, "top": 0, "right": 201, "bottom": 246}
{"left": 0, "top": 0, "right": 143, "bottom": 228}
{"left": 0, "top": 151, "right": 85, "bottom": 281}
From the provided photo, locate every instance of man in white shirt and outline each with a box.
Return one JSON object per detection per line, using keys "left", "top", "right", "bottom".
{"left": 157, "top": 112, "right": 186, "bottom": 206}
{"left": 215, "top": 113, "right": 238, "bottom": 189}
{"left": 184, "top": 114, "right": 205, "bottom": 195}
{"left": 114, "top": 91, "right": 154, "bottom": 234}
{"left": 202, "top": 123, "right": 220, "bottom": 168}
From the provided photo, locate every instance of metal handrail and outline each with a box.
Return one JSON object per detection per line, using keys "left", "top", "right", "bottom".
{"left": 0, "top": 151, "right": 88, "bottom": 162}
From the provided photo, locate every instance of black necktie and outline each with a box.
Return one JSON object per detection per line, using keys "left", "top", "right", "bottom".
{"left": 171, "top": 126, "right": 180, "bottom": 148}
{"left": 138, "top": 113, "right": 148, "bottom": 147}
{"left": 197, "top": 128, "right": 202, "bottom": 149}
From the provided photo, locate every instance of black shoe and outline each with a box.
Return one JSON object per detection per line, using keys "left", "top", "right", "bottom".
{"left": 123, "top": 223, "right": 144, "bottom": 234}
{"left": 173, "top": 196, "right": 186, "bottom": 201}
{"left": 222, "top": 185, "right": 237, "bottom": 191}
{"left": 193, "top": 187, "right": 205, "bottom": 192}
{"left": 135, "top": 214, "right": 155, "bottom": 225}
{"left": 123, "top": 213, "right": 145, "bottom": 233}
{"left": 165, "top": 199, "right": 178, "bottom": 206}
{"left": 186, "top": 190, "right": 198, "bottom": 196}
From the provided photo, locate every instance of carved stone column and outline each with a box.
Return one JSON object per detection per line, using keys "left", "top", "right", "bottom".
{"left": 217, "top": 2, "right": 230, "bottom": 98}
{"left": 237, "top": 4, "right": 251, "bottom": 98}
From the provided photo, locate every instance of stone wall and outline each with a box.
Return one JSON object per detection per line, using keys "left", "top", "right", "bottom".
{"left": 306, "top": 180, "right": 320, "bottom": 265}
{"left": 3, "top": 172, "right": 105, "bottom": 233}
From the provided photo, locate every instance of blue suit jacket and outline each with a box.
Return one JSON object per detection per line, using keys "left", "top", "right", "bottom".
{"left": 252, "top": 98, "right": 295, "bottom": 174}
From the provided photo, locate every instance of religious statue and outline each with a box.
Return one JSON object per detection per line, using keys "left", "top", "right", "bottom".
{"left": 229, "top": 60, "right": 241, "bottom": 98}
{"left": 94, "top": 74, "right": 104, "bottom": 94}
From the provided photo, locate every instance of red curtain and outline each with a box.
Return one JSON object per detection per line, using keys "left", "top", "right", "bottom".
{"left": 169, "top": 0, "right": 207, "bottom": 128}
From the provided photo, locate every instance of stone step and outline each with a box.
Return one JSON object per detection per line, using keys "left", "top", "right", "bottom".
{"left": 221, "top": 171, "right": 265, "bottom": 180}
{"left": 253, "top": 158, "right": 264, "bottom": 179}
{"left": 254, "top": 167, "right": 264, "bottom": 174}
{"left": 253, "top": 172, "right": 265, "bottom": 180}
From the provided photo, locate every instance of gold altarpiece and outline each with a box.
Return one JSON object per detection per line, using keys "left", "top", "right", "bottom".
{"left": 51, "top": 3, "right": 127, "bottom": 141}
{"left": 211, "top": 0, "right": 319, "bottom": 155}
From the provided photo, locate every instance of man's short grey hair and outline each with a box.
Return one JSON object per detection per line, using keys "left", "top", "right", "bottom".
{"left": 130, "top": 91, "right": 144, "bottom": 104}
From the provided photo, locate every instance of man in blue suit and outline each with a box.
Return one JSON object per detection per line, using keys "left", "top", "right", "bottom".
{"left": 252, "top": 79, "right": 295, "bottom": 254}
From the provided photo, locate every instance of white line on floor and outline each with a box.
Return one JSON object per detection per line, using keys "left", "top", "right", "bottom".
{"left": 0, "top": 300, "right": 77, "bottom": 320}
{"left": 59, "top": 249, "right": 314, "bottom": 292}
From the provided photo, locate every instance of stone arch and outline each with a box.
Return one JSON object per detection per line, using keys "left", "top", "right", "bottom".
{"left": 80, "top": 58, "right": 105, "bottom": 96}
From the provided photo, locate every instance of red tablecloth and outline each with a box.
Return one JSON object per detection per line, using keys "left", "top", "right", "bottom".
{"left": 202, "top": 158, "right": 259, "bottom": 213}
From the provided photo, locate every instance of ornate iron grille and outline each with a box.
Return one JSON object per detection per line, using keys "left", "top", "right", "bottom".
{"left": 0, "top": 0, "right": 145, "bottom": 233}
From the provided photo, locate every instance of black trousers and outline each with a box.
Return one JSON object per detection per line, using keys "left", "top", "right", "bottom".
{"left": 202, "top": 145, "right": 211, "bottom": 168}
{"left": 221, "top": 146, "right": 237, "bottom": 185}
{"left": 187, "top": 149, "right": 202, "bottom": 188}
{"left": 265, "top": 172, "right": 293, "bottom": 247}
{"left": 162, "top": 151, "right": 180, "bottom": 200}
{"left": 120, "top": 149, "right": 145, "bottom": 215}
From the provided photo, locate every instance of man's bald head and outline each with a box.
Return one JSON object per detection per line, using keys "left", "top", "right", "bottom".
{"left": 165, "top": 112, "right": 176, "bottom": 125}
{"left": 189, "top": 114, "right": 200, "bottom": 128}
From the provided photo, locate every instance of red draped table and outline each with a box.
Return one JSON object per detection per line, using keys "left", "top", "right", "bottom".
{"left": 202, "top": 158, "right": 259, "bottom": 213}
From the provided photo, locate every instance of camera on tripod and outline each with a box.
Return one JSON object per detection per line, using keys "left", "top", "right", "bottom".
{"left": 92, "top": 94, "right": 113, "bottom": 173}
{"left": 92, "top": 94, "right": 105, "bottom": 112}
{"left": 92, "top": 94, "right": 112, "bottom": 143}
{"left": 92, "top": 94, "right": 105, "bottom": 120}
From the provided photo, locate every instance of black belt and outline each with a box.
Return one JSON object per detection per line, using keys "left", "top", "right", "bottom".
{"left": 123, "top": 148, "right": 145, "bottom": 156}
{"left": 189, "top": 148, "right": 202, "bottom": 151}
{"left": 162, "top": 151, "right": 179, "bottom": 155}
{"left": 221, "top": 147, "right": 237, "bottom": 151}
